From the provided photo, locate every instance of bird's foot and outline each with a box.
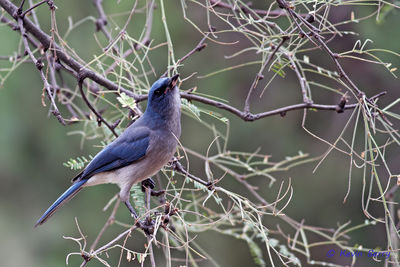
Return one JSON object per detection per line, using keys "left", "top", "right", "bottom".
{"left": 150, "top": 189, "right": 165, "bottom": 196}
{"left": 135, "top": 216, "right": 155, "bottom": 236}
{"left": 141, "top": 178, "right": 155, "bottom": 191}
{"left": 160, "top": 202, "right": 179, "bottom": 232}
{"left": 141, "top": 177, "right": 165, "bottom": 197}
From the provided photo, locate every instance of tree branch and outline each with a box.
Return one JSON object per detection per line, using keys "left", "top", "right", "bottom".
{"left": 181, "top": 92, "right": 360, "bottom": 121}
{"left": 209, "top": 0, "right": 290, "bottom": 17}
{"left": 21, "top": 0, "right": 52, "bottom": 18}
{"left": 78, "top": 74, "right": 119, "bottom": 137}
{"left": 0, "top": 0, "right": 137, "bottom": 98}
{"left": 162, "top": 33, "right": 209, "bottom": 77}
{"left": 276, "top": 0, "right": 364, "bottom": 98}
{"left": 244, "top": 36, "right": 288, "bottom": 114}
{"left": 18, "top": 15, "right": 66, "bottom": 125}
{"left": 89, "top": 196, "right": 120, "bottom": 252}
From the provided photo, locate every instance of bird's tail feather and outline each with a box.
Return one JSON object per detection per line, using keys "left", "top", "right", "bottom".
{"left": 35, "top": 179, "right": 88, "bottom": 227}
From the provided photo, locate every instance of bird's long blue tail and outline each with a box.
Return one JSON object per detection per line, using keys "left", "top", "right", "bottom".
{"left": 35, "top": 179, "right": 88, "bottom": 227}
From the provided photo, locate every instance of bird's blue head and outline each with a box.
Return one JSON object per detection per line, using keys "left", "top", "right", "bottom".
{"left": 145, "top": 74, "right": 180, "bottom": 118}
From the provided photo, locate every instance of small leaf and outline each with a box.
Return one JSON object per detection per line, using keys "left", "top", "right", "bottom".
{"left": 63, "top": 155, "right": 93, "bottom": 170}
{"left": 117, "top": 92, "right": 136, "bottom": 110}
{"left": 130, "top": 184, "right": 146, "bottom": 217}
{"left": 126, "top": 251, "right": 132, "bottom": 262}
{"left": 181, "top": 98, "right": 201, "bottom": 120}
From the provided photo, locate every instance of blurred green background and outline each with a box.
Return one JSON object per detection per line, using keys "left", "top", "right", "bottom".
{"left": 0, "top": 1, "right": 399, "bottom": 266}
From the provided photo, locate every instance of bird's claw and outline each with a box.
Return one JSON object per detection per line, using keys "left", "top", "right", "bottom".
{"left": 150, "top": 189, "right": 165, "bottom": 196}
{"left": 136, "top": 217, "right": 155, "bottom": 236}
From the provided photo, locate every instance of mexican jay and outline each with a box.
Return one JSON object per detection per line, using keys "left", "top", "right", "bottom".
{"left": 35, "top": 74, "right": 181, "bottom": 226}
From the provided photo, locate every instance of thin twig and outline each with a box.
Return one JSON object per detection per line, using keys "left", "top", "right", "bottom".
{"left": 18, "top": 16, "right": 66, "bottom": 125}
{"left": 103, "top": 0, "right": 138, "bottom": 52}
{"left": 104, "top": 0, "right": 155, "bottom": 74}
{"left": 276, "top": 0, "right": 364, "bottom": 97}
{"left": 78, "top": 74, "right": 119, "bottom": 137}
{"left": 162, "top": 34, "right": 209, "bottom": 77}
{"left": 89, "top": 197, "right": 121, "bottom": 252}
{"left": 93, "top": 0, "right": 119, "bottom": 55}
{"left": 27, "top": 0, "right": 40, "bottom": 26}
{"left": 135, "top": 0, "right": 154, "bottom": 50}
{"left": 171, "top": 159, "right": 210, "bottom": 188}
{"left": 285, "top": 52, "right": 311, "bottom": 104}
{"left": 209, "top": 0, "right": 291, "bottom": 17}
{"left": 21, "top": 0, "right": 50, "bottom": 18}
{"left": 0, "top": 13, "right": 39, "bottom": 46}
{"left": 244, "top": 36, "right": 288, "bottom": 114}
{"left": 93, "top": 225, "right": 138, "bottom": 256}
{"left": 0, "top": 0, "right": 138, "bottom": 98}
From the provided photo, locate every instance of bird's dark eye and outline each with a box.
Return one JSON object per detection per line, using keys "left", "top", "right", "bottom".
{"left": 154, "top": 89, "right": 163, "bottom": 96}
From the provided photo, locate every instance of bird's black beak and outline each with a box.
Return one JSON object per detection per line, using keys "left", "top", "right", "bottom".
{"left": 165, "top": 74, "right": 179, "bottom": 94}
{"left": 169, "top": 74, "right": 179, "bottom": 89}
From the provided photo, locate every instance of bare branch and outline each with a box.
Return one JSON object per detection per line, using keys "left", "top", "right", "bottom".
{"left": 209, "top": 0, "right": 290, "bottom": 17}
{"left": 78, "top": 74, "right": 119, "bottom": 137}
{"left": 21, "top": 0, "right": 52, "bottom": 18}
{"left": 181, "top": 92, "right": 359, "bottom": 121}
{"left": 162, "top": 33, "right": 209, "bottom": 77}
{"left": 89, "top": 197, "right": 120, "bottom": 252}
{"left": 244, "top": 36, "right": 288, "bottom": 114}
{"left": 18, "top": 16, "right": 66, "bottom": 125}
{"left": 0, "top": 0, "right": 138, "bottom": 98}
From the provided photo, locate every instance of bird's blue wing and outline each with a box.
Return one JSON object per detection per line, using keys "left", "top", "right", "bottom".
{"left": 76, "top": 127, "right": 150, "bottom": 180}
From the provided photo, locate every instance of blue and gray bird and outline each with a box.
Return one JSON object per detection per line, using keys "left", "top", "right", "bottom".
{"left": 35, "top": 74, "right": 181, "bottom": 226}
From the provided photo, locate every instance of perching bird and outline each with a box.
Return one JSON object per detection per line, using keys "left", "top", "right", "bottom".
{"left": 35, "top": 74, "right": 181, "bottom": 227}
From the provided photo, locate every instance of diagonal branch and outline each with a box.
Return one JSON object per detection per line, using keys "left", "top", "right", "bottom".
{"left": 0, "top": 0, "right": 138, "bottom": 98}
{"left": 162, "top": 33, "right": 209, "bottom": 77}
{"left": 21, "top": 0, "right": 52, "bottom": 18}
{"left": 18, "top": 16, "right": 66, "bottom": 125}
{"left": 78, "top": 74, "right": 119, "bottom": 137}
{"left": 244, "top": 36, "right": 288, "bottom": 114}
{"left": 276, "top": 0, "right": 364, "bottom": 97}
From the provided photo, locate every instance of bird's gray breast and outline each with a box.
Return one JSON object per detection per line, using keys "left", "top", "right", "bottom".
{"left": 145, "top": 89, "right": 181, "bottom": 172}
{"left": 167, "top": 87, "right": 182, "bottom": 139}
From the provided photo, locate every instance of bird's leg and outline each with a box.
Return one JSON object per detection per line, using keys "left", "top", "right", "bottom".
{"left": 124, "top": 199, "right": 138, "bottom": 218}
{"left": 123, "top": 191, "right": 155, "bottom": 235}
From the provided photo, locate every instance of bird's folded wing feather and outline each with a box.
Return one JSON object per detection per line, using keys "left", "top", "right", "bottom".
{"left": 73, "top": 127, "right": 150, "bottom": 181}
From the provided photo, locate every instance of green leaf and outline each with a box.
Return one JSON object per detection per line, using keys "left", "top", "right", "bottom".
{"left": 63, "top": 155, "right": 93, "bottom": 170}
{"left": 130, "top": 184, "right": 146, "bottom": 217}
{"left": 271, "top": 60, "right": 287, "bottom": 78}
{"left": 117, "top": 92, "right": 136, "bottom": 110}
{"left": 181, "top": 98, "right": 201, "bottom": 120}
